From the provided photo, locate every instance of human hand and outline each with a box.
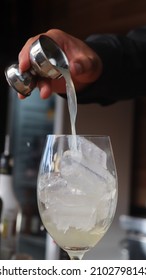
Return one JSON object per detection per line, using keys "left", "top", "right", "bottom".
{"left": 18, "top": 29, "right": 103, "bottom": 99}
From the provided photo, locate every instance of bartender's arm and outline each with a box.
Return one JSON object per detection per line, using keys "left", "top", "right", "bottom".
{"left": 18, "top": 26, "right": 146, "bottom": 105}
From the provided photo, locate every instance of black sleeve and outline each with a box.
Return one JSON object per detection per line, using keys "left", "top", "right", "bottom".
{"left": 76, "top": 26, "right": 146, "bottom": 105}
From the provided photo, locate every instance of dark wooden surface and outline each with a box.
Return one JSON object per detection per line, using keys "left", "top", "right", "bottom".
{"left": 30, "top": 0, "right": 146, "bottom": 38}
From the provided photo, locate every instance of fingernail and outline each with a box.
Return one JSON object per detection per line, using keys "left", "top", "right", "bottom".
{"left": 74, "top": 62, "right": 83, "bottom": 75}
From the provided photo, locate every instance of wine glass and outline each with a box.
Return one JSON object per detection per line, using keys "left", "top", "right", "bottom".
{"left": 37, "top": 135, "right": 118, "bottom": 260}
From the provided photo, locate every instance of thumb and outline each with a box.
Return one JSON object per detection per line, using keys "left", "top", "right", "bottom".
{"left": 70, "top": 56, "right": 92, "bottom": 75}
{"left": 69, "top": 56, "right": 102, "bottom": 83}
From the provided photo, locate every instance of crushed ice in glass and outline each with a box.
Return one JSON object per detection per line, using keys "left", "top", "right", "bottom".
{"left": 38, "top": 136, "right": 116, "bottom": 232}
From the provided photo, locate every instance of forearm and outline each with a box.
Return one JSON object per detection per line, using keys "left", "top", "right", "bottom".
{"left": 76, "top": 27, "right": 146, "bottom": 105}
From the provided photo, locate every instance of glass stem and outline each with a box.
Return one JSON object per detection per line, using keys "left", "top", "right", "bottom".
{"left": 70, "top": 256, "right": 82, "bottom": 260}
{"left": 68, "top": 251, "right": 84, "bottom": 260}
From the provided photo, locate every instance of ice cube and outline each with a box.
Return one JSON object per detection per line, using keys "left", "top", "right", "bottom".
{"left": 42, "top": 193, "right": 98, "bottom": 232}
{"left": 95, "top": 189, "right": 117, "bottom": 223}
{"left": 59, "top": 147, "right": 117, "bottom": 226}
{"left": 39, "top": 172, "right": 116, "bottom": 233}
{"left": 60, "top": 149, "right": 116, "bottom": 195}
{"left": 38, "top": 173, "right": 68, "bottom": 207}
{"left": 74, "top": 136, "right": 107, "bottom": 169}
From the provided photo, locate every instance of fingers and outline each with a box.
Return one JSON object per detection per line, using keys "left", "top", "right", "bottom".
{"left": 17, "top": 80, "right": 52, "bottom": 100}
{"left": 38, "top": 79, "right": 52, "bottom": 99}
{"left": 17, "top": 93, "right": 26, "bottom": 99}
{"left": 18, "top": 35, "right": 40, "bottom": 72}
{"left": 17, "top": 76, "right": 66, "bottom": 100}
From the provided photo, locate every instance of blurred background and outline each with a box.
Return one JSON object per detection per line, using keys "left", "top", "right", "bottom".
{"left": 1, "top": 0, "right": 146, "bottom": 260}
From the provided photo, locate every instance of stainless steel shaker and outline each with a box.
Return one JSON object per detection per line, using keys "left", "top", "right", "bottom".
{"left": 5, "top": 35, "right": 69, "bottom": 97}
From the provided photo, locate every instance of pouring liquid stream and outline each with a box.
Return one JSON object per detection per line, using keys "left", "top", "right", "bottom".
{"left": 59, "top": 68, "right": 77, "bottom": 149}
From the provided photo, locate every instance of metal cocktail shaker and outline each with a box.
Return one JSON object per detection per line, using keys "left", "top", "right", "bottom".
{"left": 5, "top": 35, "right": 69, "bottom": 97}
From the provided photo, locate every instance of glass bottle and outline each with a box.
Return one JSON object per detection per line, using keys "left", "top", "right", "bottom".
{"left": 0, "top": 135, "right": 22, "bottom": 259}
